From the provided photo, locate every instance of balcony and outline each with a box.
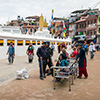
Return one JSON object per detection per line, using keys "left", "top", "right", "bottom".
{"left": 86, "top": 23, "right": 97, "bottom": 29}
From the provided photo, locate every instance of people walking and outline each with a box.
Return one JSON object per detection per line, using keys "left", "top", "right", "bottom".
{"left": 26, "top": 43, "right": 34, "bottom": 63}
{"left": 37, "top": 42, "right": 47, "bottom": 80}
{"left": 89, "top": 42, "right": 95, "bottom": 59}
{"left": 6, "top": 42, "right": 15, "bottom": 64}
{"left": 76, "top": 43, "right": 88, "bottom": 79}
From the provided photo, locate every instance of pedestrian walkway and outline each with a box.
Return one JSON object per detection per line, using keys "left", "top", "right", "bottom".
{"left": 0, "top": 51, "right": 100, "bottom": 100}
{"left": 0, "top": 50, "right": 59, "bottom": 86}
{"left": 0, "top": 55, "right": 37, "bottom": 86}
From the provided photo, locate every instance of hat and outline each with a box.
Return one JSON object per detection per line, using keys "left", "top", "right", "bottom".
{"left": 43, "top": 42, "right": 46, "bottom": 44}
{"left": 46, "top": 41, "right": 50, "bottom": 46}
{"left": 10, "top": 41, "right": 13, "bottom": 43}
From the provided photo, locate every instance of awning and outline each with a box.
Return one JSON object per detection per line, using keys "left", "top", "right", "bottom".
{"left": 32, "top": 41, "right": 36, "bottom": 43}
{"left": 26, "top": 40, "right": 30, "bottom": 43}
{"left": 0, "top": 39, "right": 4, "bottom": 43}
{"left": 7, "top": 40, "right": 15, "bottom": 43}
{"left": 17, "top": 40, "right": 23, "bottom": 44}
{"left": 75, "top": 35, "right": 86, "bottom": 38}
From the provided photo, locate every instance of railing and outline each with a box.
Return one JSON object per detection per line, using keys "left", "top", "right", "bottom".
{"left": 87, "top": 23, "right": 97, "bottom": 29}
{"left": 0, "top": 26, "right": 21, "bottom": 34}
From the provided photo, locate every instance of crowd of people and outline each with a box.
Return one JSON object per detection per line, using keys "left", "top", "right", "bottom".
{"left": 6, "top": 40, "right": 98, "bottom": 80}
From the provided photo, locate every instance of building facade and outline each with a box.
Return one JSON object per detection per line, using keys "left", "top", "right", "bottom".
{"left": 96, "top": 14, "right": 100, "bottom": 43}
{"left": 21, "top": 16, "right": 40, "bottom": 35}
{"left": 86, "top": 15, "right": 97, "bottom": 38}
{"left": 69, "top": 22, "right": 76, "bottom": 38}
{"left": 75, "top": 17, "right": 86, "bottom": 35}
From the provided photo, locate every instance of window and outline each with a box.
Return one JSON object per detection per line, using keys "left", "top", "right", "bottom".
{"left": 34, "top": 28, "right": 36, "bottom": 33}
{"left": 85, "top": 23, "right": 86, "bottom": 27}
{"left": 87, "top": 30, "right": 89, "bottom": 35}
{"left": 7, "top": 40, "right": 15, "bottom": 46}
{"left": 30, "top": 28, "right": 32, "bottom": 32}
{"left": 99, "top": 28, "right": 100, "bottom": 33}
{"left": 91, "top": 20, "right": 93, "bottom": 24}
{"left": 17, "top": 40, "right": 23, "bottom": 46}
{"left": 94, "top": 30, "right": 96, "bottom": 35}
{"left": 76, "top": 32, "right": 78, "bottom": 35}
{"left": 91, "top": 30, "right": 92, "bottom": 35}
{"left": 25, "top": 40, "right": 30, "bottom": 45}
{"left": 32, "top": 41, "right": 36, "bottom": 45}
{"left": 88, "top": 21, "right": 89, "bottom": 25}
{"left": 37, "top": 41, "right": 40, "bottom": 45}
{"left": 0, "top": 39, "right": 4, "bottom": 46}
{"left": 76, "top": 24, "right": 78, "bottom": 29}
{"left": 80, "top": 24, "right": 81, "bottom": 28}
{"left": 94, "top": 19, "right": 97, "bottom": 23}
{"left": 82, "top": 24, "right": 84, "bottom": 28}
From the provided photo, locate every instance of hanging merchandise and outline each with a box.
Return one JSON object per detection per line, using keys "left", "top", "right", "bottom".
{"left": 51, "top": 9, "right": 54, "bottom": 34}
{"left": 63, "top": 20, "right": 66, "bottom": 38}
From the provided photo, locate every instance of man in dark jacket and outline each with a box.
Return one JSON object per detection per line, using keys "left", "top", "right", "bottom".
{"left": 37, "top": 42, "right": 47, "bottom": 80}
{"left": 45, "top": 41, "right": 53, "bottom": 76}
{"left": 76, "top": 43, "right": 88, "bottom": 79}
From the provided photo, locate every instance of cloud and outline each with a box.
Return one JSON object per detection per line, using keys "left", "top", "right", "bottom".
{"left": 0, "top": 0, "right": 99, "bottom": 24}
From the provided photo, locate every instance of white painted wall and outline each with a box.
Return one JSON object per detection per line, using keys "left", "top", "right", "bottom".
{"left": 0, "top": 38, "right": 71, "bottom": 60}
{"left": 0, "top": 30, "right": 72, "bottom": 60}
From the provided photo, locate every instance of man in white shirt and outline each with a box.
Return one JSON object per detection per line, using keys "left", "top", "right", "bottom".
{"left": 89, "top": 42, "right": 95, "bottom": 59}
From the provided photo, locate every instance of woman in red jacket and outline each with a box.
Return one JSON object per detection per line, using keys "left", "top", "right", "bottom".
{"left": 71, "top": 47, "right": 77, "bottom": 58}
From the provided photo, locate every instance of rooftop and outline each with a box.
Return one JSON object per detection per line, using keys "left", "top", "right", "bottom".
{"left": 71, "top": 9, "right": 87, "bottom": 14}
{"left": 75, "top": 18, "right": 86, "bottom": 23}
{"left": 26, "top": 16, "right": 40, "bottom": 19}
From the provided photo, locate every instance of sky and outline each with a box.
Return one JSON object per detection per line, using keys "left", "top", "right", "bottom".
{"left": 0, "top": 0, "right": 100, "bottom": 25}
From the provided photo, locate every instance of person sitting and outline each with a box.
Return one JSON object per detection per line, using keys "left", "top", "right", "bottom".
{"left": 56, "top": 48, "right": 68, "bottom": 66}
{"left": 59, "top": 54, "right": 69, "bottom": 67}
{"left": 55, "top": 54, "right": 69, "bottom": 81}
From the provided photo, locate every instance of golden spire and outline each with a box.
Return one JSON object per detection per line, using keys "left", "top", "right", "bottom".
{"left": 43, "top": 18, "right": 48, "bottom": 27}
{"left": 52, "top": 9, "right": 54, "bottom": 13}
{"left": 39, "top": 13, "right": 44, "bottom": 31}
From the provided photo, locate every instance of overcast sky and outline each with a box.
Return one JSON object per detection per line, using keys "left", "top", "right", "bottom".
{"left": 0, "top": 0, "right": 100, "bottom": 25}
